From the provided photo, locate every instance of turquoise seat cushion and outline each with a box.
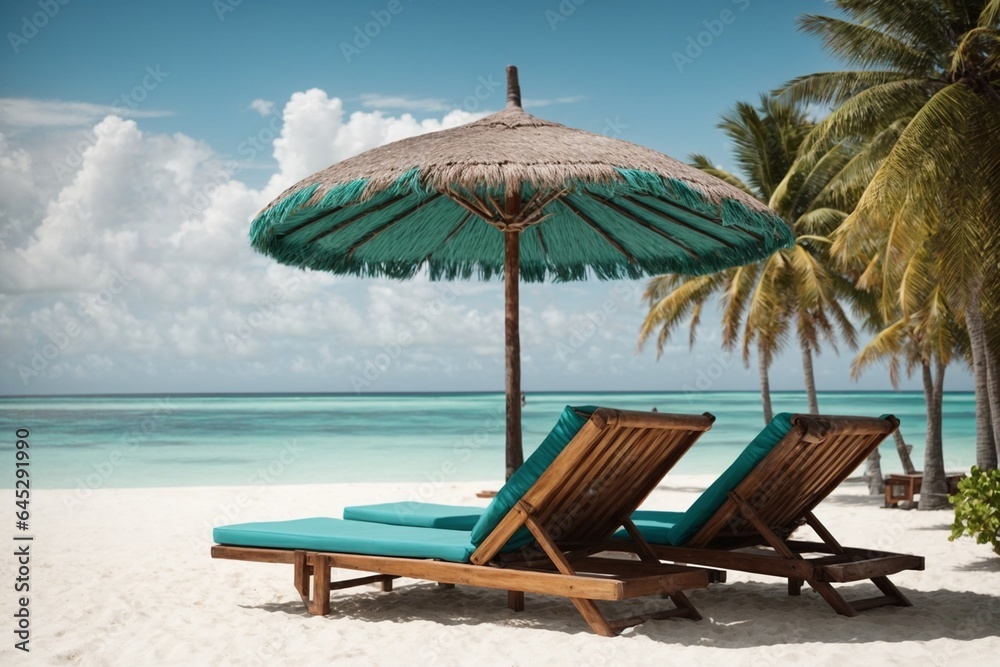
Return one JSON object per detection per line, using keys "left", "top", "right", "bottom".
{"left": 345, "top": 503, "right": 684, "bottom": 545}
{"left": 664, "top": 412, "right": 794, "bottom": 546}
{"left": 469, "top": 405, "right": 595, "bottom": 549}
{"left": 213, "top": 517, "right": 476, "bottom": 563}
{"left": 612, "top": 510, "right": 684, "bottom": 544}
{"left": 344, "top": 502, "right": 484, "bottom": 531}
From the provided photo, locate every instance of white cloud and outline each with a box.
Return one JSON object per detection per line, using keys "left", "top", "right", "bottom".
{"left": 521, "top": 95, "right": 586, "bottom": 108}
{"left": 249, "top": 99, "right": 275, "bottom": 116}
{"left": 265, "top": 88, "right": 484, "bottom": 189}
{"left": 358, "top": 94, "right": 451, "bottom": 112}
{"left": 0, "top": 132, "right": 36, "bottom": 249}
{"left": 0, "top": 90, "right": 506, "bottom": 392}
{"left": 0, "top": 90, "right": 958, "bottom": 395}
{"left": 0, "top": 98, "right": 172, "bottom": 128}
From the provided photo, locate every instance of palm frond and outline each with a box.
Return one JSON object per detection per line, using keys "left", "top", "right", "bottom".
{"left": 797, "top": 14, "right": 939, "bottom": 74}
{"left": 838, "top": 0, "right": 960, "bottom": 60}
{"left": 812, "top": 118, "right": 908, "bottom": 212}
{"left": 851, "top": 318, "right": 909, "bottom": 385}
{"left": 779, "top": 142, "right": 856, "bottom": 219}
{"left": 638, "top": 273, "right": 727, "bottom": 356}
{"left": 796, "top": 209, "right": 849, "bottom": 236}
{"left": 805, "top": 78, "right": 944, "bottom": 150}
{"left": 778, "top": 70, "right": 911, "bottom": 107}
{"left": 979, "top": 0, "right": 1000, "bottom": 29}
{"left": 687, "top": 155, "right": 755, "bottom": 194}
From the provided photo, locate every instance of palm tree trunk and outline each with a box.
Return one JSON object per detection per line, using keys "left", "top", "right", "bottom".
{"left": 864, "top": 448, "right": 885, "bottom": 496}
{"left": 966, "top": 286, "right": 998, "bottom": 470}
{"left": 986, "top": 344, "right": 1000, "bottom": 464}
{"left": 893, "top": 429, "right": 917, "bottom": 474}
{"left": 919, "top": 358, "right": 948, "bottom": 510}
{"left": 758, "top": 345, "right": 774, "bottom": 424}
{"left": 800, "top": 343, "right": 819, "bottom": 414}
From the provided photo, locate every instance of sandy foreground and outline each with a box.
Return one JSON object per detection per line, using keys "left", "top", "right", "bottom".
{"left": 5, "top": 476, "right": 999, "bottom": 666}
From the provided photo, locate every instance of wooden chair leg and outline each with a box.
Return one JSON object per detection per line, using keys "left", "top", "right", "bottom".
{"left": 571, "top": 592, "right": 703, "bottom": 636}
{"left": 807, "top": 579, "right": 858, "bottom": 617}
{"left": 569, "top": 598, "right": 615, "bottom": 637}
{"left": 380, "top": 577, "right": 393, "bottom": 592}
{"left": 507, "top": 590, "right": 524, "bottom": 612}
{"left": 309, "top": 555, "right": 332, "bottom": 616}
{"left": 788, "top": 578, "right": 803, "bottom": 596}
{"left": 293, "top": 550, "right": 310, "bottom": 605}
{"left": 667, "top": 591, "right": 702, "bottom": 621}
{"left": 788, "top": 574, "right": 911, "bottom": 615}
{"left": 872, "top": 576, "right": 912, "bottom": 607}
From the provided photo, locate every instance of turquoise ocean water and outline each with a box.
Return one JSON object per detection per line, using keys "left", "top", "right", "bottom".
{"left": 0, "top": 392, "right": 977, "bottom": 490}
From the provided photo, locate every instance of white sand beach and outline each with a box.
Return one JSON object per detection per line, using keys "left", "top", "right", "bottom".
{"left": 12, "top": 476, "right": 999, "bottom": 666}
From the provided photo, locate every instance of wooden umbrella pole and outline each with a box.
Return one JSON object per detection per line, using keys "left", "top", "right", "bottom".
{"left": 503, "top": 230, "right": 523, "bottom": 479}
{"left": 506, "top": 65, "right": 521, "bottom": 109}
{"left": 504, "top": 64, "right": 524, "bottom": 480}
{"left": 504, "top": 215, "right": 523, "bottom": 479}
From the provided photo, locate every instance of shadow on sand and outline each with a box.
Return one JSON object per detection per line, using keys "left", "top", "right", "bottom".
{"left": 248, "top": 578, "right": 999, "bottom": 644}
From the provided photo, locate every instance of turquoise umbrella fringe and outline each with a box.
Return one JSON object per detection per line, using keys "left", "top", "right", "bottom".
{"left": 249, "top": 168, "right": 793, "bottom": 282}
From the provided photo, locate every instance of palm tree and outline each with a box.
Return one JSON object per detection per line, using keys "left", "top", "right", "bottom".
{"left": 641, "top": 266, "right": 783, "bottom": 422}
{"left": 781, "top": 0, "right": 1000, "bottom": 469}
{"left": 850, "top": 249, "right": 967, "bottom": 508}
{"left": 640, "top": 96, "right": 862, "bottom": 420}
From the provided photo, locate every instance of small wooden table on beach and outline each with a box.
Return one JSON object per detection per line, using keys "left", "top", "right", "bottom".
{"left": 884, "top": 472, "right": 965, "bottom": 508}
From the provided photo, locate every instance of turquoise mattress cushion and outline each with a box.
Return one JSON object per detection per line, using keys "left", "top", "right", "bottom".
{"left": 469, "top": 405, "right": 595, "bottom": 549}
{"left": 344, "top": 502, "right": 484, "bottom": 531}
{"left": 612, "top": 510, "right": 685, "bottom": 544}
{"left": 346, "top": 502, "right": 685, "bottom": 545}
{"left": 213, "top": 517, "right": 476, "bottom": 563}
{"left": 663, "top": 412, "right": 794, "bottom": 546}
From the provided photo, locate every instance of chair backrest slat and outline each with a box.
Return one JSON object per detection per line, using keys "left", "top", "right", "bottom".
{"left": 471, "top": 409, "right": 715, "bottom": 564}
{"left": 687, "top": 414, "right": 898, "bottom": 548}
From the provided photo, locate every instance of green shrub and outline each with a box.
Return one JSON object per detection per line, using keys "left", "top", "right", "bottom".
{"left": 949, "top": 466, "right": 1000, "bottom": 556}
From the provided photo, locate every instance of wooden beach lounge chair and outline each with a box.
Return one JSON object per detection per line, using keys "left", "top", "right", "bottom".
{"left": 212, "top": 407, "right": 721, "bottom": 636}
{"left": 631, "top": 412, "right": 924, "bottom": 616}
{"left": 345, "top": 411, "right": 925, "bottom": 617}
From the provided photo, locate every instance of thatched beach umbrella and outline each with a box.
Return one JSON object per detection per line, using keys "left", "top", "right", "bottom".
{"left": 250, "top": 66, "right": 793, "bottom": 479}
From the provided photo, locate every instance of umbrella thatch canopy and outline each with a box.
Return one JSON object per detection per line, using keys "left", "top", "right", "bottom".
{"left": 250, "top": 66, "right": 793, "bottom": 478}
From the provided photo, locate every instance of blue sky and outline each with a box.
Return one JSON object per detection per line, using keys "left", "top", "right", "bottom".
{"left": 0, "top": 0, "right": 974, "bottom": 395}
